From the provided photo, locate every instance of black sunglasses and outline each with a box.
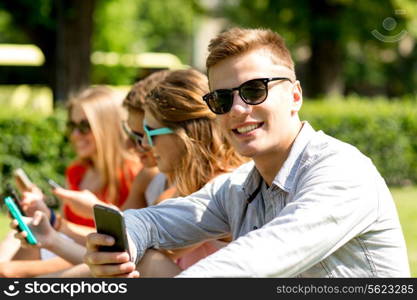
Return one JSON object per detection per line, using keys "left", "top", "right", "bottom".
{"left": 66, "top": 120, "right": 91, "bottom": 135}
{"left": 122, "top": 121, "right": 146, "bottom": 152}
{"left": 202, "top": 77, "right": 292, "bottom": 115}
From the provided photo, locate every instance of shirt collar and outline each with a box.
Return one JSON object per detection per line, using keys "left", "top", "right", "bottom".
{"left": 272, "top": 121, "right": 316, "bottom": 192}
{"left": 241, "top": 163, "right": 263, "bottom": 198}
{"left": 241, "top": 121, "right": 316, "bottom": 196}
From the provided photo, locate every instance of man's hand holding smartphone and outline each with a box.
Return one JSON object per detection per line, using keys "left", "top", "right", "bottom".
{"left": 13, "top": 168, "right": 34, "bottom": 193}
{"left": 84, "top": 204, "right": 139, "bottom": 278}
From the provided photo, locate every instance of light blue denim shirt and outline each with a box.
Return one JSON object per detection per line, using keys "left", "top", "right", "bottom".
{"left": 125, "top": 122, "right": 410, "bottom": 277}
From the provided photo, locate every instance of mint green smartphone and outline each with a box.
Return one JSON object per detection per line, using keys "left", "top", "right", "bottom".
{"left": 4, "top": 196, "right": 38, "bottom": 245}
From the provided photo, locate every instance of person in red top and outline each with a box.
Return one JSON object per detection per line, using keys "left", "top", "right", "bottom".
{"left": 6, "top": 71, "right": 179, "bottom": 277}
{"left": 53, "top": 86, "right": 141, "bottom": 230}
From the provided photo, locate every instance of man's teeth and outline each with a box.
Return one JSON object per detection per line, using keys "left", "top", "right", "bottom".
{"left": 236, "top": 124, "right": 259, "bottom": 134}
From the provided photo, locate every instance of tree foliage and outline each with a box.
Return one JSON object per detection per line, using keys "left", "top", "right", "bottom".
{"left": 93, "top": 0, "right": 200, "bottom": 62}
{"left": 0, "top": 0, "right": 95, "bottom": 102}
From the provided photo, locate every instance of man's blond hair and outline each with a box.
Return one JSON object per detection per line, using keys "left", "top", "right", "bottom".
{"left": 206, "top": 27, "right": 294, "bottom": 72}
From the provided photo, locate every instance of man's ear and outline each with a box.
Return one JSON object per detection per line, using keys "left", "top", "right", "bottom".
{"left": 291, "top": 80, "right": 303, "bottom": 113}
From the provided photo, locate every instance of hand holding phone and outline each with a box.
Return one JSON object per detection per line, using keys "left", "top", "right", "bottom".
{"left": 4, "top": 196, "right": 38, "bottom": 245}
{"left": 4, "top": 184, "right": 26, "bottom": 217}
{"left": 93, "top": 204, "right": 130, "bottom": 256}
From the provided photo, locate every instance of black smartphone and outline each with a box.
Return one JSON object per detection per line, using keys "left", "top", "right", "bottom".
{"left": 3, "top": 196, "right": 37, "bottom": 245}
{"left": 93, "top": 204, "right": 130, "bottom": 255}
{"left": 46, "top": 178, "right": 62, "bottom": 190}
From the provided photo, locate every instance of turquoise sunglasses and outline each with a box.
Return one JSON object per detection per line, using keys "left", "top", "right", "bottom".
{"left": 143, "top": 121, "right": 174, "bottom": 147}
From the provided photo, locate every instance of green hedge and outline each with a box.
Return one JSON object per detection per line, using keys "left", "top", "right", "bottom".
{"left": 0, "top": 98, "right": 416, "bottom": 204}
{"left": 0, "top": 107, "right": 74, "bottom": 205}
{"left": 300, "top": 97, "right": 417, "bottom": 186}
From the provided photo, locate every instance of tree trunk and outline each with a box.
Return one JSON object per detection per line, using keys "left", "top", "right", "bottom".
{"left": 0, "top": 0, "right": 96, "bottom": 103}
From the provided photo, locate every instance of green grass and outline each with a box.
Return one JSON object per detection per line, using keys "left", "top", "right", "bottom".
{"left": 0, "top": 186, "right": 416, "bottom": 276}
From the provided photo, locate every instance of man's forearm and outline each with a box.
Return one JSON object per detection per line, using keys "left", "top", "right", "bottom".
{"left": 0, "top": 257, "right": 73, "bottom": 277}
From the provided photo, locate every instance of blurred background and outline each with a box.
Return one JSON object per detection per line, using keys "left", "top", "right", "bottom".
{"left": 0, "top": 0, "right": 416, "bottom": 103}
{"left": 0, "top": 0, "right": 416, "bottom": 275}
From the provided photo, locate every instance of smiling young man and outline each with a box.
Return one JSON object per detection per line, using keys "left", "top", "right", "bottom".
{"left": 85, "top": 27, "right": 410, "bottom": 277}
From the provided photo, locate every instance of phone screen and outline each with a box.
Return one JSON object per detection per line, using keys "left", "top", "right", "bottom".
{"left": 93, "top": 204, "right": 130, "bottom": 254}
